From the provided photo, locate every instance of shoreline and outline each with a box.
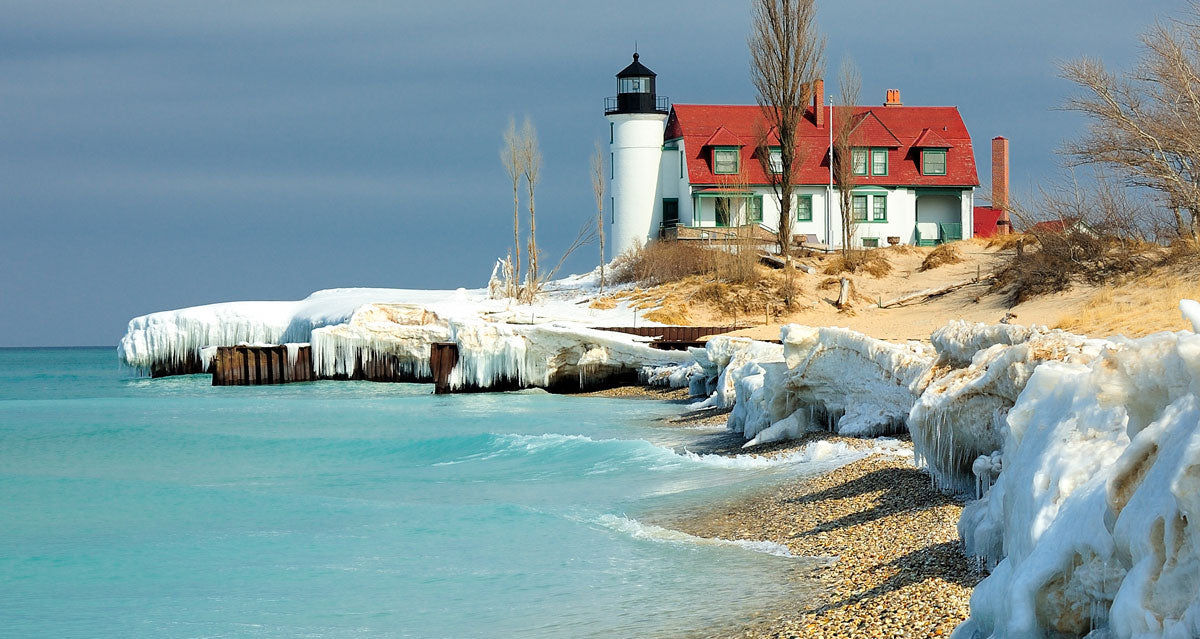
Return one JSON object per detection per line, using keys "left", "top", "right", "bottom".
{"left": 638, "top": 393, "right": 980, "bottom": 638}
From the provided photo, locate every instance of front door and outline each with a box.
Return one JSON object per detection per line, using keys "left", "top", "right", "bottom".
{"left": 662, "top": 199, "right": 679, "bottom": 228}
{"left": 715, "top": 198, "right": 730, "bottom": 227}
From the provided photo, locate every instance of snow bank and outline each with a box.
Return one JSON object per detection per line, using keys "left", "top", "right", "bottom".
{"left": 954, "top": 322, "right": 1200, "bottom": 639}
{"left": 910, "top": 327, "right": 1107, "bottom": 494}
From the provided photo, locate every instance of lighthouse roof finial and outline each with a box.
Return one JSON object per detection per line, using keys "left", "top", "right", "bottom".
{"left": 617, "top": 52, "right": 655, "bottom": 78}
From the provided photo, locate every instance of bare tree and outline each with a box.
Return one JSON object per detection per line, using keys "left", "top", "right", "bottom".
{"left": 749, "top": 0, "right": 826, "bottom": 259}
{"left": 590, "top": 142, "right": 607, "bottom": 293}
{"left": 520, "top": 118, "right": 542, "bottom": 301}
{"left": 501, "top": 118, "right": 525, "bottom": 298}
{"left": 832, "top": 60, "right": 861, "bottom": 258}
{"left": 1061, "top": 4, "right": 1200, "bottom": 244}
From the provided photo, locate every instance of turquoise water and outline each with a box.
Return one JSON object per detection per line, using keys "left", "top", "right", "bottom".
{"left": 0, "top": 348, "right": 820, "bottom": 638}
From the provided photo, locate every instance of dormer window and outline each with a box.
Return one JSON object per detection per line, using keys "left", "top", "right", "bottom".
{"left": 922, "top": 149, "right": 947, "bottom": 176}
{"left": 851, "top": 148, "right": 868, "bottom": 176}
{"left": 768, "top": 148, "right": 782, "bottom": 173}
{"left": 713, "top": 147, "right": 739, "bottom": 174}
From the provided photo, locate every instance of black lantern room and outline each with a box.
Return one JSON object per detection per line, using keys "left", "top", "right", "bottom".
{"left": 606, "top": 53, "right": 668, "bottom": 115}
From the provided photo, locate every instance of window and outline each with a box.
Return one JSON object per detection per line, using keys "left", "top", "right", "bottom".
{"left": 862, "top": 237, "right": 880, "bottom": 248}
{"left": 923, "top": 149, "right": 947, "bottom": 175}
{"left": 872, "top": 195, "right": 887, "bottom": 221}
{"left": 852, "top": 195, "right": 868, "bottom": 221}
{"left": 679, "top": 151, "right": 684, "bottom": 178}
{"left": 610, "top": 153, "right": 614, "bottom": 174}
{"left": 852, "top": 148, "right": 868, "bottom": 176}
{"left": 610, "top": 122, "right": 614, "bottom": 143}
{"left": 768, "top": 148, "right": 782, "bottom": 174}
{"left": 871, "top": 148, "right": 888, "bottom": 176}
{"left": 747, "top": 196, "right": 763, "bottom": 223}
{"left": 713, "top": 148, "right": 739, "bottom": 174}
{"left": 715, "top": 198, "right": 731, "bottom": 226}
{"left": 620, "top": 77, "right": 651, "bottom": 93}
{"left": 796, "top": 195, "right": 813, "bottom": 221}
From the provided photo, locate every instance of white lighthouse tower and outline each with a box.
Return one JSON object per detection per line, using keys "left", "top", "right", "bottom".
{"left": 605, "top": 54, "right": 669, "bottom": 257}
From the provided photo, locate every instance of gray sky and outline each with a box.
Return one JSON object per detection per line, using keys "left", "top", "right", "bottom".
{"left": 0, "top": 1, "right": 1166, "bottom": 346}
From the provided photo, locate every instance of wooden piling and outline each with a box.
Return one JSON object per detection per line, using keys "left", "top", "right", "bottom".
{"left": 212, "top": 344, "right": 315, "bottom": 386}
{"left": 430, "top": 342, "right": 459, "bottom": 394}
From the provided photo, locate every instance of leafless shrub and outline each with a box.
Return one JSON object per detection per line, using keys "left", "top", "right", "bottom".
{"left": 610, "top": 242, "right": 717, "bottom": 287}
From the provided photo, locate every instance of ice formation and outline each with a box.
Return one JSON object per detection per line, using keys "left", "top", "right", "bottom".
{"left": 910, "top": 326, "right": 1107, "bottom": 494}
{"left": 768, "top": 325, "right": 935, "bottom": 437}
{"left": 929, "top": 320, "right": 1040, "bottom": 368}
{"left": 119, "top": 288, "right": 472, "bottom": 374}
{"left": 310, "top": 304, "right": 451, "bottom": 379}
{"left": 953, "top": 322, "right": 1200, "bottom": 639}
{"left": 447, "top": 321, "right": 689, "bottom": 391}
{"left": 117, "top": 277, "right": 695, "bottom": 392}
{"left": 688, "top": 337, "right": 784, "bottom": 410}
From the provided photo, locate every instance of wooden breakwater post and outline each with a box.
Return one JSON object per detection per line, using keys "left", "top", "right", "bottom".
{"left": 430, "top": 342, "right": 459, "bottom": 394}
{"left": 212, "top": 344, "right": 314, "bottom": 386}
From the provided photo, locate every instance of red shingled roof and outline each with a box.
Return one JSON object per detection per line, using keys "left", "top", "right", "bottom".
{"left": 665, "top": 104, "right": 979, "bottom": 188}
{"left": 702, "top": 126, "right": 743, "bottom": 147}
{"left": 912, "top": 128, "right": 954, "bottom": 148}
{"left": 849, "top": 111, "right": 903, "bottom": 148}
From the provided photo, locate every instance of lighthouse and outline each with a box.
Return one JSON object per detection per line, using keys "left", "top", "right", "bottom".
{"left": 605, "top": 53, "right": 669, "bottom": 257}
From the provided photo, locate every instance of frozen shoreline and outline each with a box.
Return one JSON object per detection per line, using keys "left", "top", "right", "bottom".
{"left": 118, "top": 278, "right": 1200, "bottom": 638}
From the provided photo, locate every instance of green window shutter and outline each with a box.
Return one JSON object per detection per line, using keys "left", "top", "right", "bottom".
{"left": 923, "top": 149, "right": 947, "bottom": 176}
{"left": 852, "top": 195, "right": 868, "bottom": 221}
{"left": 871, "top": 148, "right": 888, "bottom": 176}
{"left": 872, "top": 195, "right": 887, "bottom": 221}
{"left": 852, "top": 148, "right": 868, "bottom": 176}
{"left": 796, "top": 195, "right": 813, "bottom": 221}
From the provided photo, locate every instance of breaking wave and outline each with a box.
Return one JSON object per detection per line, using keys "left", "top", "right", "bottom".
{"left": 594, "top": 514, "right": 796, "bottom": 558}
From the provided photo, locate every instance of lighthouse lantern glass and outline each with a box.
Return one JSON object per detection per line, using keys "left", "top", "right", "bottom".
{"left": 620, "top": 77, "right": 651, "bottom": 93}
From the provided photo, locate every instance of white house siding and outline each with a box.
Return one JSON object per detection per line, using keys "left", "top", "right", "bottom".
{"left": 649, "top": 147, "right": 974, "bottom": 248}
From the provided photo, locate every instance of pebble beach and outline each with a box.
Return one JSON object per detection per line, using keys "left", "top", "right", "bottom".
{"left": 617, "top": 393, "right": 983, "bottom": 639}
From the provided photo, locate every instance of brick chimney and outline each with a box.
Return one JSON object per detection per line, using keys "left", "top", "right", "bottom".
{"left": 884, "top": 89, "right": 902, "bottom": 106}
{"left": 992, "top": 136, "right": 1011, "bottom": 234}
{"left": 813, "top": 79, "right": 824, "bottom": 127}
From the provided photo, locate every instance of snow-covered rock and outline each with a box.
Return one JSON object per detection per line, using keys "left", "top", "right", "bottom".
{"left": 954, "top": 322, "right": 1200, "bottom": 639}
{"left": 910, "top": 327, "right": 1107, "bottom": 494}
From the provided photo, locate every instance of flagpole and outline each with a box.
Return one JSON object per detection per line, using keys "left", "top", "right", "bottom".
{"left": 827, "top": 96, "right": 834, "bottom": 248}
